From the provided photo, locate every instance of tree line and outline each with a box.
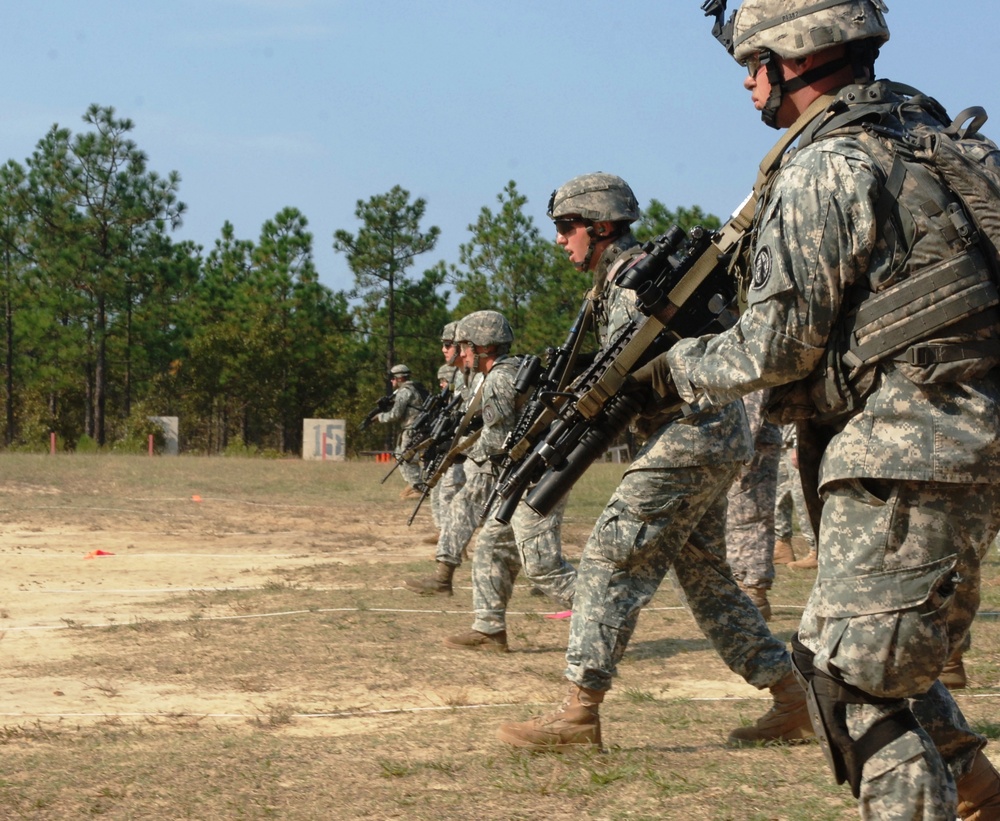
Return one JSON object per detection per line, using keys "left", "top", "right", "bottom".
{"left": 0, "top": 104, "right": 719, "bottom": 455}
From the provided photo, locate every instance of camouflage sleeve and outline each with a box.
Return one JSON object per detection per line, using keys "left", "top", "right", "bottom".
{"left": 666, "top": 142, "right": 879, "bottom": 407}
{"left": 469, "top": 361, "right": 517, "bottom": 461}
{"left": 377, "top": 387, "right": 409, "bottom": 424}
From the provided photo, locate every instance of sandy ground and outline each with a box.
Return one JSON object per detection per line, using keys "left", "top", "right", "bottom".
{"left": 0, "top": 481, "right": 768, "bottom": 730}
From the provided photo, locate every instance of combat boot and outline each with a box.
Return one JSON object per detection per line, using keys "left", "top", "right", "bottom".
{"left": 773, "top": 538, "right": 795, "bottom": 564}
{"left": 496, "top": 684, "right": 604, "bottom": 750}
{"left": 443, "top": 629, "right": 508, "bottom": 653}
{"left": 788, "top": 550, "right": 818, "bottom": 570}
{"left": 957, "top": 750, "right": 1000, "bottom": 820}
{"left": 402, "top": 561, "right": 455, "bottom": 596}
{"left": 728, "top": 670, "right": 815, "bottom": 746}
{"left": 940, "top": 648, "right": 968, "bottom": 690}
{"left": 399, "top": 485, "right": 421, "bottom": 499}
{"left": 740, "top": 584, "right": 772, "bottom": 622}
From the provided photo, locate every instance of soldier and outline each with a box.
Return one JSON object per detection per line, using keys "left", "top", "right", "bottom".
{"left": 497, "top": 173, "right": 813, "bottom": 750}
{"left": 443, "top": 315, "right": 577, "bottom": 653}
{"left": 428, "top": 322, "right": 468, "bottom": 536}
{"left": 375, "top": 364, "right": 426, "bottom": 499}
{"left": 403, "top": 312, "right": 516, "bottom": 596}
{"left": 658, "top": 1, "right": 1000, "bottom": 816}
{"left": 774, "top": 423, "right": 818, "bottom": 569}
{"left": 725, "top": 389, "right": 783, "bottom": 620}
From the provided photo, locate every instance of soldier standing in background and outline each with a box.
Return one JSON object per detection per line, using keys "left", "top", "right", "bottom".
{"left": 375, "top": 364, "right": 426, "bottom": 500}
{"left": 724, "top": 389, "right": 782, "bottom": 620}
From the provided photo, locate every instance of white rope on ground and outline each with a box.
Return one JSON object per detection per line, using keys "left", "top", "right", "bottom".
{"left": 5, "top": 598, "right": 998, "bottom": 633}
{"left": 2, "top": 690, "right": 999, "bottom": 723}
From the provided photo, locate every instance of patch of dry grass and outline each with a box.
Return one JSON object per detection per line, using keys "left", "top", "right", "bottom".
{"left": 0, "top": 454, "right": 998, "bottom": 820}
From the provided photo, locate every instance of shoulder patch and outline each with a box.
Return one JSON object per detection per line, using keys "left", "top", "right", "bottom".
{"left": 482, "top": 404, "right": 497, "bottom": 426}
{"left": 751, "top": 246, "right": 772, "bottom": 290}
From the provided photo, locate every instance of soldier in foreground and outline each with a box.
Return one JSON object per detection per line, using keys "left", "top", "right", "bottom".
{"left": 496, "top": 173, "right": 813, "bottom": 750}
{"left": 655, "top": 1, "right": 1000, "bottom": 816}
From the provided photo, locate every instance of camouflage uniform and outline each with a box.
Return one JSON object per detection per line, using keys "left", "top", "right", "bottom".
{"left": 430, "top": 365, "right": 466, "bottom": 530}
{"left": 666, "top": 76, "right": 1000, "bottom": 821}
{"left": 725, "top": 389, "right": 782, "bottom": 590}
{"left": 465, "top": 359, "right": 576, "bottom": 637}
{"left": 774, "top": 423, "right": 816, "bottom": 552}
{"left": 377, "top": 373, "right": 424, "bottom": 489}
{"left": 564, "top": 234, "right": 793, "bottom": 693}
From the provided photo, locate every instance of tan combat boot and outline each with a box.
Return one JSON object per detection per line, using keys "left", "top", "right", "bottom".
{"left": 740, "top": 584, "right": 772, "bottom": 622}
{"left": 773, "top": 538, "right": 796, "bottom": 564}
{"left": 728, "top": 670, "right": 815, "bottom": 746}
{"left": 443, "top": 629, "right": 508, "bottom": 653}
{"left": 402, "top": 561, "right": 455, "bottom": 596}
{"left": 957, "top": 750, "right": 1000, "bottom": 820}
{"left": 496, "top": 684, "right": 604, "bottom": 750}
{"left": 788, "top": 550, "right": 818, "bottom": 570}
{"left": 940, "top": 648, "right": 968, "bottom": 690}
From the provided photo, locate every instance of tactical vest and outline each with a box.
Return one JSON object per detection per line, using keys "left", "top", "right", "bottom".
{"left": 773, "top": 82, "right": 1000, "bottom": 422}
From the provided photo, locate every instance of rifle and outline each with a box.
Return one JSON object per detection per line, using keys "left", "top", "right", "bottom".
{"left": 379, "top": 385, "right": 453, "bottom": 484}
{"left": 405, "top": 385, "right": 484, "bottom": 525}
{"left": 358, "top": 394, "right": 393, "bottom": 431}
{"left": 484, "top": 298, "right": 594, "bottom": 525}
{"left": 494, "top": 221, "right": 745, "bottom": 521}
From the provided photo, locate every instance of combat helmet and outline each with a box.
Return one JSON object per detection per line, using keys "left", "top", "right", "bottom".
{"left": 437, "top": 364, "right": 458, "bottom": 383}
{"left": 440, "top": 321, "right": 458, "bottom": 343}
{"left": 456, "top": 310, "right": 514, "bottom": 350}
{"left": 389, "top": 364, "right": 411, "bottom": 378}
{"left": 547, "top": 173, "right": 640, "bottom": 224}
{"left": 731, "top": 0, "right": 889, "bottom": 64}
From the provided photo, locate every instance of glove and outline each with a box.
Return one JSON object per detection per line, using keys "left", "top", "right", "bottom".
{"left": 629, "top": 353, "right": 679, "bottom": 404}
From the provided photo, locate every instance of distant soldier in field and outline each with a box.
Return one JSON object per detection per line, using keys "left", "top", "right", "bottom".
{"left": 375, "top": 364, "right": 426, "bottom": 500}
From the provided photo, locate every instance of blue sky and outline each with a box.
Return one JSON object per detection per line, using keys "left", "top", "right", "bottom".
{"left": 3, "top": 1, "right": 998, "bottom": 295}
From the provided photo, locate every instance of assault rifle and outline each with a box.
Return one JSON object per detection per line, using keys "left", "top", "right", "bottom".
{"left": 492, "top": 222, "right": 742, "bottom": 521}
{"left": 484, "top": 298, "right": 594, "bottom": 525}
{"left": 379, "top": 385, "right": 454, "bottom": 484}
{"left": 358, "top": 394, "right": 393, "bottom": 431}
{"left": 405, "top": 390, "right": 481, "bottom": 525}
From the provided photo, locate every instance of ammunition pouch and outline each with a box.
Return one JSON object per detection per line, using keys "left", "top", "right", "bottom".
{"left": 791, "top": 634, "right": 921, "bottom": 799}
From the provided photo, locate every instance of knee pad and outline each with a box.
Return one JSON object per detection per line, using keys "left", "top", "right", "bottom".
{"left": 791, "top": 634, "right": 921, "bottom": 798}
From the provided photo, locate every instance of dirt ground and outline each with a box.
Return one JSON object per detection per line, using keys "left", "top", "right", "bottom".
{"left": 0, "top": 461, "right": 774, "bottom": 730}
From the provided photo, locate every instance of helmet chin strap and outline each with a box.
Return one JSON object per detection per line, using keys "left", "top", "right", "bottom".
{"left": 760, "top": 51, "right": 852, "bottom": 129}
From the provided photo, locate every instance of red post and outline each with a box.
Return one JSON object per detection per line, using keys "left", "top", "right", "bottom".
{"left": 321, "top": 433, "right": 327, "bottom": 461}
{"left": 148, "top": 434, "right": 154, "bottom": 456}
{"left": 50, "top": 432, "right": 56, "bottom": 455}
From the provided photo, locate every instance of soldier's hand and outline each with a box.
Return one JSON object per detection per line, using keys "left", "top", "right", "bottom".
{"left": 629, "top": 354, "right": 678, "bottom": 404}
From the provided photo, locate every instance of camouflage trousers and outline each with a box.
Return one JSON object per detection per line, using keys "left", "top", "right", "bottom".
{"left": 396, "top": 429, "right": 421, "bottom": 489}
{"left": 470, "top": 496, "right": 575, "bottom": 635}
{"left": 798, "top": 478, "right": 1000, "bottom": 821}
{"left": 565, "top": 461, "right": 792, "bottom": 693}
{"left": 725, "top": 438, "right": 780, "bottom": 588}
{"left": 430, "top": 462, "right": 466, "bottom": 530}
{"left": 774, "top": 444, "right": 816, "bottom": 550}
{"left": 434, "top": 467, "right": 493, "bottom": 567}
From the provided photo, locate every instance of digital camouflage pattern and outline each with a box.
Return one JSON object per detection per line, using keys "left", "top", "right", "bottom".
{"left": 731, "top": 0, "right": 890, "bottom": 64}
{"left": 547, "top": 173, "right": 640, "bottom": 224}
{"left": 377, "top": 379, "right": 425, "bottom": 488}
{"left": 563, "top": 232, "right": 792, "bottom": 693}
{"left": 774, "top": 423, "right": 817, "bottom": 550}
{"left": 665, "top": 79, "right": 1000, "bottom": 819}
{"left": 430, "top": 365, "right": 467, "bottom": 529}
{"left": 725, "top": 389, "right": 782, "bottom": 590}
{"left": 435, "top": 356, "right": 520, "bottom": 566}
